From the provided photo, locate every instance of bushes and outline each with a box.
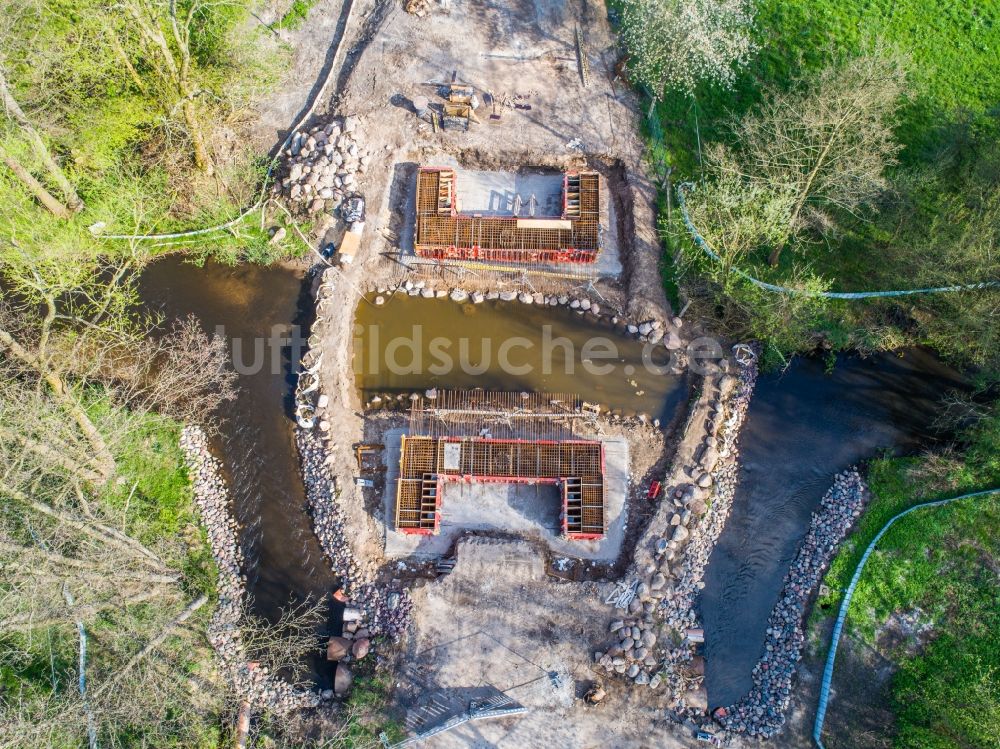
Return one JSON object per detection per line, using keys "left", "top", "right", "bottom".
{"left": 632, "top": 0, "right": 1000, "bottom": 375}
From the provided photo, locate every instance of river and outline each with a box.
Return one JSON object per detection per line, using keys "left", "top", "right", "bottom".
{"left": 139, "top": 257, "right": 337, "bottom": 625}
{"left": 354, "top": 294, "right": 690, "bottom": 423}
{"left": 138, "top": 259, "right": 966, "bottom": 705}
{"left": 698, "top": 348, "right": 966, "bottom": 708}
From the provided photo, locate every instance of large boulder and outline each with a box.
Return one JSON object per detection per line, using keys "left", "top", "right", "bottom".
{"left": 326, "top": 636, "right": 351, "bottom": 661}
{"left": 684, "top": 685, "right": 709, "bottom": 713}
{"left": 334, "top": 663, "right": 353, "bottom": 695}
{"left": 351, "top": 637, "right": 370, "bottom": 660}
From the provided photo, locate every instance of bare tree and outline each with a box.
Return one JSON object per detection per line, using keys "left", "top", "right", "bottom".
{"left": 0, "top": 277, "right": 125, "bottom": 483}
{"left": 0, "top": 247, "right": 237, "bottom": 485}
{"left": 64, "top": 314, "right": 239, "bottom": 432}
{"left": 239, "top": 599, "right": 327, "bottom": 688}
{"left": 619, "top": 0, "right": 757, "bottom": 101}
{"left": 0, "top": 66, "right": 84, "bottom": 214}
{"left": 714, "top": 44, "right": 907, "bottom": 265}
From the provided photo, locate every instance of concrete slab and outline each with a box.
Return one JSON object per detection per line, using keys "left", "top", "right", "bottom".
{"left": 454, "top": 169, "right": 564, "bottom": 216}
{"left": 382, "top": 428, "right": 629, "bottom": 561}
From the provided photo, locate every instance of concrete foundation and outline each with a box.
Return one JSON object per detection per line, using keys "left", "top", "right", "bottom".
{"left": 381, "top": 428, "right": 629, "bottom": 561}
{"left": 395, "top": 161, "right": 623, "bottom": 280}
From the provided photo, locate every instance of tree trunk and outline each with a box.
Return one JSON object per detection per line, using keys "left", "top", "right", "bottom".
{"left": 235, "top": 700, "right": 252, "bottom": 749}
{"left": 0, "top": 71, "right": 83, "bottom": 211}
{"left": 43, "top": 370, "right": 118, "bottom": 481}
{"left": 92, "top": 594, "right": 208, "bottom": 698}
{"left": 1, "top": 151, "right": 71, "bottom": 218}
{"left": 770, "top": 121, "right": 845, "bottom": 266}
{"left": 0, "top": 590, "right": 164, "bottom": 631}
{"left": 767, "top": 241, "right": 784, "bottom": 267}
{"left": 0, "top": 427, "right": 105, "bottom": 483}
{"left": 2, "top": 481, "right": 168, "bottom": 569}
{"left": 182, "top": 97, "right": 213, "bottom": 175}
{"left": 2, "top": 327, "right": 116, "bottom": 484}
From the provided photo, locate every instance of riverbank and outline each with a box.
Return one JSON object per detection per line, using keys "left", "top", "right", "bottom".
{"left": 801, "top": 405, "right": 1000, "bottom": 748}
{"left": 592, "top": 345, "right": 758, "bottom": 721}
{"left": 179, "top": 425, "right": 321, "bottom": 713}
{"left": 718, "top": 470, "right": 867, "bottom": 737}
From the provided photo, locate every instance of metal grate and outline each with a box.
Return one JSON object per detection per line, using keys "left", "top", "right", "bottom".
{"left": 394, "top": 390, "right": 606, "bottom": 539}
{"left": 408, "top": 390, "right": 591, "bottom": 441}
{"left": 414, "top": 168, "right": 600, "bottom": 264}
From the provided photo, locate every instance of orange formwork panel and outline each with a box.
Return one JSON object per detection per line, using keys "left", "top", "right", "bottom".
{"left": 394, "top": 435, "right": 606, "bottom": 539}
{"left": 413, "top": 167, "right": 600, "bottom": 264}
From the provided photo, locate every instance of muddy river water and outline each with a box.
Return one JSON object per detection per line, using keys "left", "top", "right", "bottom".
{"left": 139, "top": 258, "right": 965, "bottom": 705}
{"left": 699, "top": 348, "right": 966, "bottom": 708}
{"left": 353, "top": 294, "right": 690, "bottom": 422}
{"left": 140, "top": 257, "right": 337, "bottom": 621}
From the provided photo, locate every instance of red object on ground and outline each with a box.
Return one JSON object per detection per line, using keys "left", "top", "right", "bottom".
{"left": 646, "top": 481, "right": 661, "bottom": 500}
{"left": 332, "top": 589, "right": 350, "bottom": 603}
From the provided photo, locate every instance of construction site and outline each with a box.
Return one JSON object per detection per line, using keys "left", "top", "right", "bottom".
{"left": 379, "top": 391, "right": 631, "bottom": 561}
{"left": 286, "top": 0, "right": 708, "bottom": 745}
{"left": 413, "top": 167, "right": 601, "bottom": 264}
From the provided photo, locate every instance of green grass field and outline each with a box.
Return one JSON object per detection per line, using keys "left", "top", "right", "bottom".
{"left": 809, "top": 406, "right": 1000, "bottom": 748}
{"left": 654, "top": 0, "right": 1000, "bottom": 172}
{"left": 638, "top": 0, "right": 1000, "bottom": 371}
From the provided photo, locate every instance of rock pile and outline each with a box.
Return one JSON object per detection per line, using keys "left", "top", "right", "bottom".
{"left": 651, "top": 351, "right": 759, "bottom": 712}
{"left": 279, "top": 116, "right": 370, "bottom": 216}
{"left": 297, "top": 429, "right": 412, "bottom": 639}
{"left": 595, "top": 347, "right": 760, "bottom": 705}
{"left": 719, "top": 469, "right": 867, "bottom": 737}
{"left": 179, "top": 426, "right": 319, "bottom": 712}
{"left": 594, "top": 611, "right": 665, "bottom": 689}
{"left": 657, "top": 362, "right": 757, "bottom": 635}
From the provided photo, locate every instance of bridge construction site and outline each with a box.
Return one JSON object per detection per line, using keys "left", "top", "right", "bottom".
{"left": 382, "top": 390, "right": 629, "bottom": 561}
{"left": 412, "top": 166, "right": 603, "bottom": 266}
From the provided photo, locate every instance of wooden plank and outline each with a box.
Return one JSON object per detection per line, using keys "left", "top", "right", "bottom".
{"left": 515, "top": 218, "right": 572, "bottom": 230}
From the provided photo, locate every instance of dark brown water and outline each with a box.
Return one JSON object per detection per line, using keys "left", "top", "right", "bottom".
{"left": 354, "top": 295, "right": 690, "bottom": 423}
{"left": 138, "top": 258, "right": 967, "bottom": 706}
{"left": 139, "top": 257, "right": 337, "bottom": 620}
{"left": 699, "top": 348, "right": 967, "bottom": 708}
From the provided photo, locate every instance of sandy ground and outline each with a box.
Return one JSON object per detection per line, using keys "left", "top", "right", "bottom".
{"left": 250, "top": 0, "right": 352, "bottom": 151}
{"left": 305, "top": 0, "right": 670, "bottom": 318}
{"left": 396, "top": 537, "right": 697, "bottom": 749}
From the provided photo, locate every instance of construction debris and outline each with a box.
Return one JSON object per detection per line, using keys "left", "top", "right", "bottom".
{"left": 441, "top": 78, "right": 481, "bottom": 130}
